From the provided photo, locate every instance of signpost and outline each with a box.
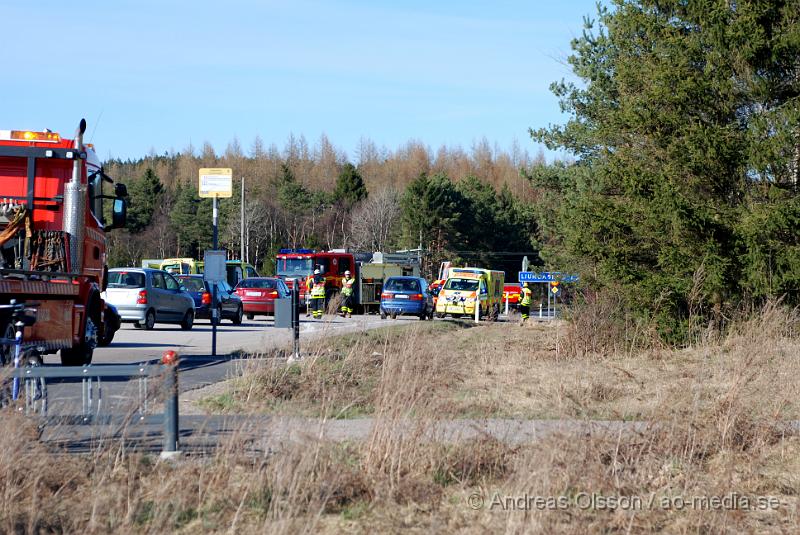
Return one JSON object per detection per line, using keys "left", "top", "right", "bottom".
{"left": 518, "top": 271, "right": 579, "bottom": 319}
{"left": 199, "top": 169, "right": 232, "bottom": 357}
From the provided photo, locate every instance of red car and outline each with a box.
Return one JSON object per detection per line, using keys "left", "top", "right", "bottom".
{"left": 234, "top": 277, "right": 291, "bottom": 319}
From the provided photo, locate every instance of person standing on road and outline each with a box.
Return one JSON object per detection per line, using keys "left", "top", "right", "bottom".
{"left": 340, "top": 270, "right": 355, "bottom": 318}
{"left": 520, "top": 283, "right": 532, "bottom": 323}
{"left": 310, "top": 269, "right": 326, "bottom": 319}
{"left": 304, "top": 272, "right": 315, "bottom": 317}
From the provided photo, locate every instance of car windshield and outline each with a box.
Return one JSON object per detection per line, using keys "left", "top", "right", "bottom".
{"left": 237, "top": 279, "right": 278, "bottom": 289}
{"left": 384, "top": 278, "right": 420, "bottom": 292}
{"left": 108, "top": 271, "right": 145, "bottom": 288}
{"left": 162, "top": 262, "right": 192, "bottom": 275}
{"left": 443, "top": 278, "right": 479, "bottom": 291}
{"left": 178, "top": 277, "right": 205, "bottom": 292}
{"left": 276, "top": 258, "right": 313, "bottom": 277}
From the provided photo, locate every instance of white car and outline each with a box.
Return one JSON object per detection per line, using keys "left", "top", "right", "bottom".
{"left": 103, "top": 268, "right": 195, "bottom": 330}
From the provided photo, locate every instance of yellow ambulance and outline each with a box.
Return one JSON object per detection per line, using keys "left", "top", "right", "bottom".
{"left": 434, "top": 268, "right": 505, "bottom": 320}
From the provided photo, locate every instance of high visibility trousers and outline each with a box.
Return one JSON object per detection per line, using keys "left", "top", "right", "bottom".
{"left": 311, "top": 297, "right": 325, "bottom": 318}
{"left": 340, "top": 294, "right": 353, "bottom": 314}
{"left": 520, "top": 304, "right": 530, "bottom": 320}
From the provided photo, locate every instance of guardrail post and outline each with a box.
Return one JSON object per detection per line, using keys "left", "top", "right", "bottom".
{"left": 161, "top": 350, "right": 180, "bottom": 458}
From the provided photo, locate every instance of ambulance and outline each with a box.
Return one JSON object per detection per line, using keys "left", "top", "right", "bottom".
{"left": 435, "top": 267, "right": 505, "bottom": 320}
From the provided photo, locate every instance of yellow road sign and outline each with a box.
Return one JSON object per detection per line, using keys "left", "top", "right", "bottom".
{"left": 199, "top": 168, "right": 233, "bottom": 198}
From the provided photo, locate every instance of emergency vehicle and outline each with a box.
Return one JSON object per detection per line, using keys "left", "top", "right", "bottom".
{"left": 435, "top": 267, "right": 505, "bottom": 320}
{"left": 140, "top": 258, "right": 258, "bottom": 287}
{"left": 275, "top": 249, "right": 355, "bottom": 301}
{"left": 275, "top": 249, "right": 418, "bottom": 313}
{"left": 0, "top": 119, "right": 127, "bottom": 365}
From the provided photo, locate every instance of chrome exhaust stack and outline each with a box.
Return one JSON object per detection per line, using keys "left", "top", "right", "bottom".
{"left": 62, "top": 118, "right": 87, "bottom": 273}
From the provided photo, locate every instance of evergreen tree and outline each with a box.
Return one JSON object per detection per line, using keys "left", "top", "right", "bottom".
{"left": 530, "top": 0, "right": 800, "bottom": 340}
{"left": 333, "top": 163, "right": 368, "bottom": 206}
{"left": 126, "top": 168, "right": 163, "bottom": 233}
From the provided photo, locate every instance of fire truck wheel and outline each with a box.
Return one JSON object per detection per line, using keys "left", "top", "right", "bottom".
{"left": 180, "top": 310, "right": 194, "bottom": 331}
{"left": 60, "top": 316, "right": 97, "bottom": 366}
{"left": 247, "top": 313, "right": 255, "bottom": 321}
{"left": 0, "top": 321, "right": 15, "bottom": 366}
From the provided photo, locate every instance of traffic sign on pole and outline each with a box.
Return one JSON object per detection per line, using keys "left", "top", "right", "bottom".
{"left": 199, "top": 168, "right": 233, "bottom": 198}
{"left": 519, "top": 271, "right": 580, "bottom": 283}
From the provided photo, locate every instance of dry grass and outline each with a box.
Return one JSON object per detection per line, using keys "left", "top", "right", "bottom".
{"left": 2, "top": 303, "right": 800, "bottom": 533}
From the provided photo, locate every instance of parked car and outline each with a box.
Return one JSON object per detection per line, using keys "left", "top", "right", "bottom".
{"left": 234, "top": 277, "right": 291, "bottom": 319}
{"left": 380, "top": 276, "right": 434, "bottom": 320}
{"left": 176, "top": 275, "right": 244, "bottom": 325}
{"left": 98, "top": 302, "right": 121, "bottom": 346}
{"left": 102, "top": 268, "right": 195, "bottom": 330}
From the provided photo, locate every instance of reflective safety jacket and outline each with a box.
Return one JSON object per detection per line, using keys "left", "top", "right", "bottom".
{"left": 311, "top": 282, "right": 326, "bottom": 299}
{"left": 341, "top": 277, "right": 355, "bottom": 296}
{"left": 521, "top": 286, "right": 532, "bottom": 306}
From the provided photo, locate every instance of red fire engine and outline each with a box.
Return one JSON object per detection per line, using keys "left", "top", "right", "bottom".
{"left": 275, "top": 248, "right": 355, "bottom": 300}
{"left": 0, "top": 119, "right": 127, "bottom": 365}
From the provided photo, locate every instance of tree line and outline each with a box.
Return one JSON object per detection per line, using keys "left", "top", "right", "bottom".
{"left": 106, "top": 139, "right": 542, "bottom": 280}
{"left": 528, "top": 0, "right": 800, "bottom": 341}
{"left": 107, "top": 0, "right": 799, "bottom": 344}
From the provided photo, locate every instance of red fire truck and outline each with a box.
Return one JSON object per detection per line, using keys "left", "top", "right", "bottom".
{"left": 0, "top": 119, "right": 127, "bottom": 365}
{"left": 275, "top": 248, "right": 356, "bottom": 301}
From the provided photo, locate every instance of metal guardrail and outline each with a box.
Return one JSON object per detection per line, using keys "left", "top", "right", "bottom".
{"left": 10, "top": 361, "right": 180, "bottom": 455}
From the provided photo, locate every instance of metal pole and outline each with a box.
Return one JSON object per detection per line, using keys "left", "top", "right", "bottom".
{"left": 212, "top": 196, "right": 218, "bottom": 357}
{"left": 504, "top": 293, "right": 509, "bottom": 316}
{"left": 162, "top": 363, "right": 179, "bottom": 455}
{"left": 547, "top": 283, "right": 551, "bottom": 318}
{"left": 292, "top": 285, "right": 300, "bottom": 359}
{"left": 240, "top": 176, "right": 245, "bottom": 263}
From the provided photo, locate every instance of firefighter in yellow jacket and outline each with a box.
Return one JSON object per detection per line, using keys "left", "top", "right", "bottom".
{"left": 340, "top": 270, "right": 355, "bottom": 318}
{"left": 310, "top": 269, "right": 326, "bottom": 319}
{"left": 304, "top": 272, "right": 315, "bottom": 317}
{"left": 520, "top": 283, "right": 532, "bottom": 323}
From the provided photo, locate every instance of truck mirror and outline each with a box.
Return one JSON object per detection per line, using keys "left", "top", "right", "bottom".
{"left": 114, "top": 183, "right": 128, "bottom": 197}
{"left": 107, "top": 198, "right": 127, "bottom": 230}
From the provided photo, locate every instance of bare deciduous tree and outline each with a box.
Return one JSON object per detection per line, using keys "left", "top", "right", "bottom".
{"left": 349, "top": 188, "right": 401, "bottom": 252}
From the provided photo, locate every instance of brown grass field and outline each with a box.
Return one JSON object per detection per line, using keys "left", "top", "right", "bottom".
{"left": 2, "top": 303, "right": 799, "bottom": 533}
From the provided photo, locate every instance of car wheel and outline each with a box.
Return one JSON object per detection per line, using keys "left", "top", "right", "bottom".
{"left": 180, "top": 310, "right": 194, "bottom": 330}
{"left": 143, "top": 309, "right": 156, "bottom": 330}
{"left": 232, "top": 306, "right": 243, "bottom": 325}
{"left": 390, "top": 312, "right": 397, "bottom": 320}
{"left": 246, "top": 313, "right": 255, "bottom": 320}
{"left": 380, "top": 312, "right": 387, "bottom": 320}
{"left": 98, "top": 319, "right": 115, "bottom": 347}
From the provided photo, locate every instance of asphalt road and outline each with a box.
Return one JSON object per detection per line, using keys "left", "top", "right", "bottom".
{"left": 34, "top": 313, "right": 427, "bottom": 417}
{"left": 27, "top": 313, "right": 518, "bottom": 452}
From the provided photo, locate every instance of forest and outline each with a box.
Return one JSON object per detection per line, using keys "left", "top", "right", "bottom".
{"left": 107, "top": 0, "right": 799, "bottom": 343}
{"left": 106, "top": 136, "right": 543, "bottom": 280}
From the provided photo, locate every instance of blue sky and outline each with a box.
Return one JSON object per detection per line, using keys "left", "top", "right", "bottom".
{"left": 2, "top": 0, "right": 598, "bottom": 162}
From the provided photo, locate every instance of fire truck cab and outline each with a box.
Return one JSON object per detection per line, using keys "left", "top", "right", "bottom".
{"left": 0, "top": 120, "right": 126, "bottom": 365}
{"left": 275, "top": 249, "right": 355, "bottom": 300}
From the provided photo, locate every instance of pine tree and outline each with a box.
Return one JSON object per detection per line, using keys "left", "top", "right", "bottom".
{"left": 333, "top": 163, "right": 368, "bottom": 206}
{"left": 126, "top": 168, "right": 164, "bottom": 233}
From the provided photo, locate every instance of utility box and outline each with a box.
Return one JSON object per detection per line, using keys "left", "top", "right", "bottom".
{"left": 274, "top": 298, "right": 292, "bottom": 329}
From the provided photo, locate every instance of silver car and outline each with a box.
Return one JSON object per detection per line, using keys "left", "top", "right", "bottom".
{"left": 103, "top": 268, "right": 195, "bottom": 330}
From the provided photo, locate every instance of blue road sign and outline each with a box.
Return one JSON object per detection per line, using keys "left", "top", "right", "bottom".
{"left": 518, "top": 271, "right": 580, "bottom": 283}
